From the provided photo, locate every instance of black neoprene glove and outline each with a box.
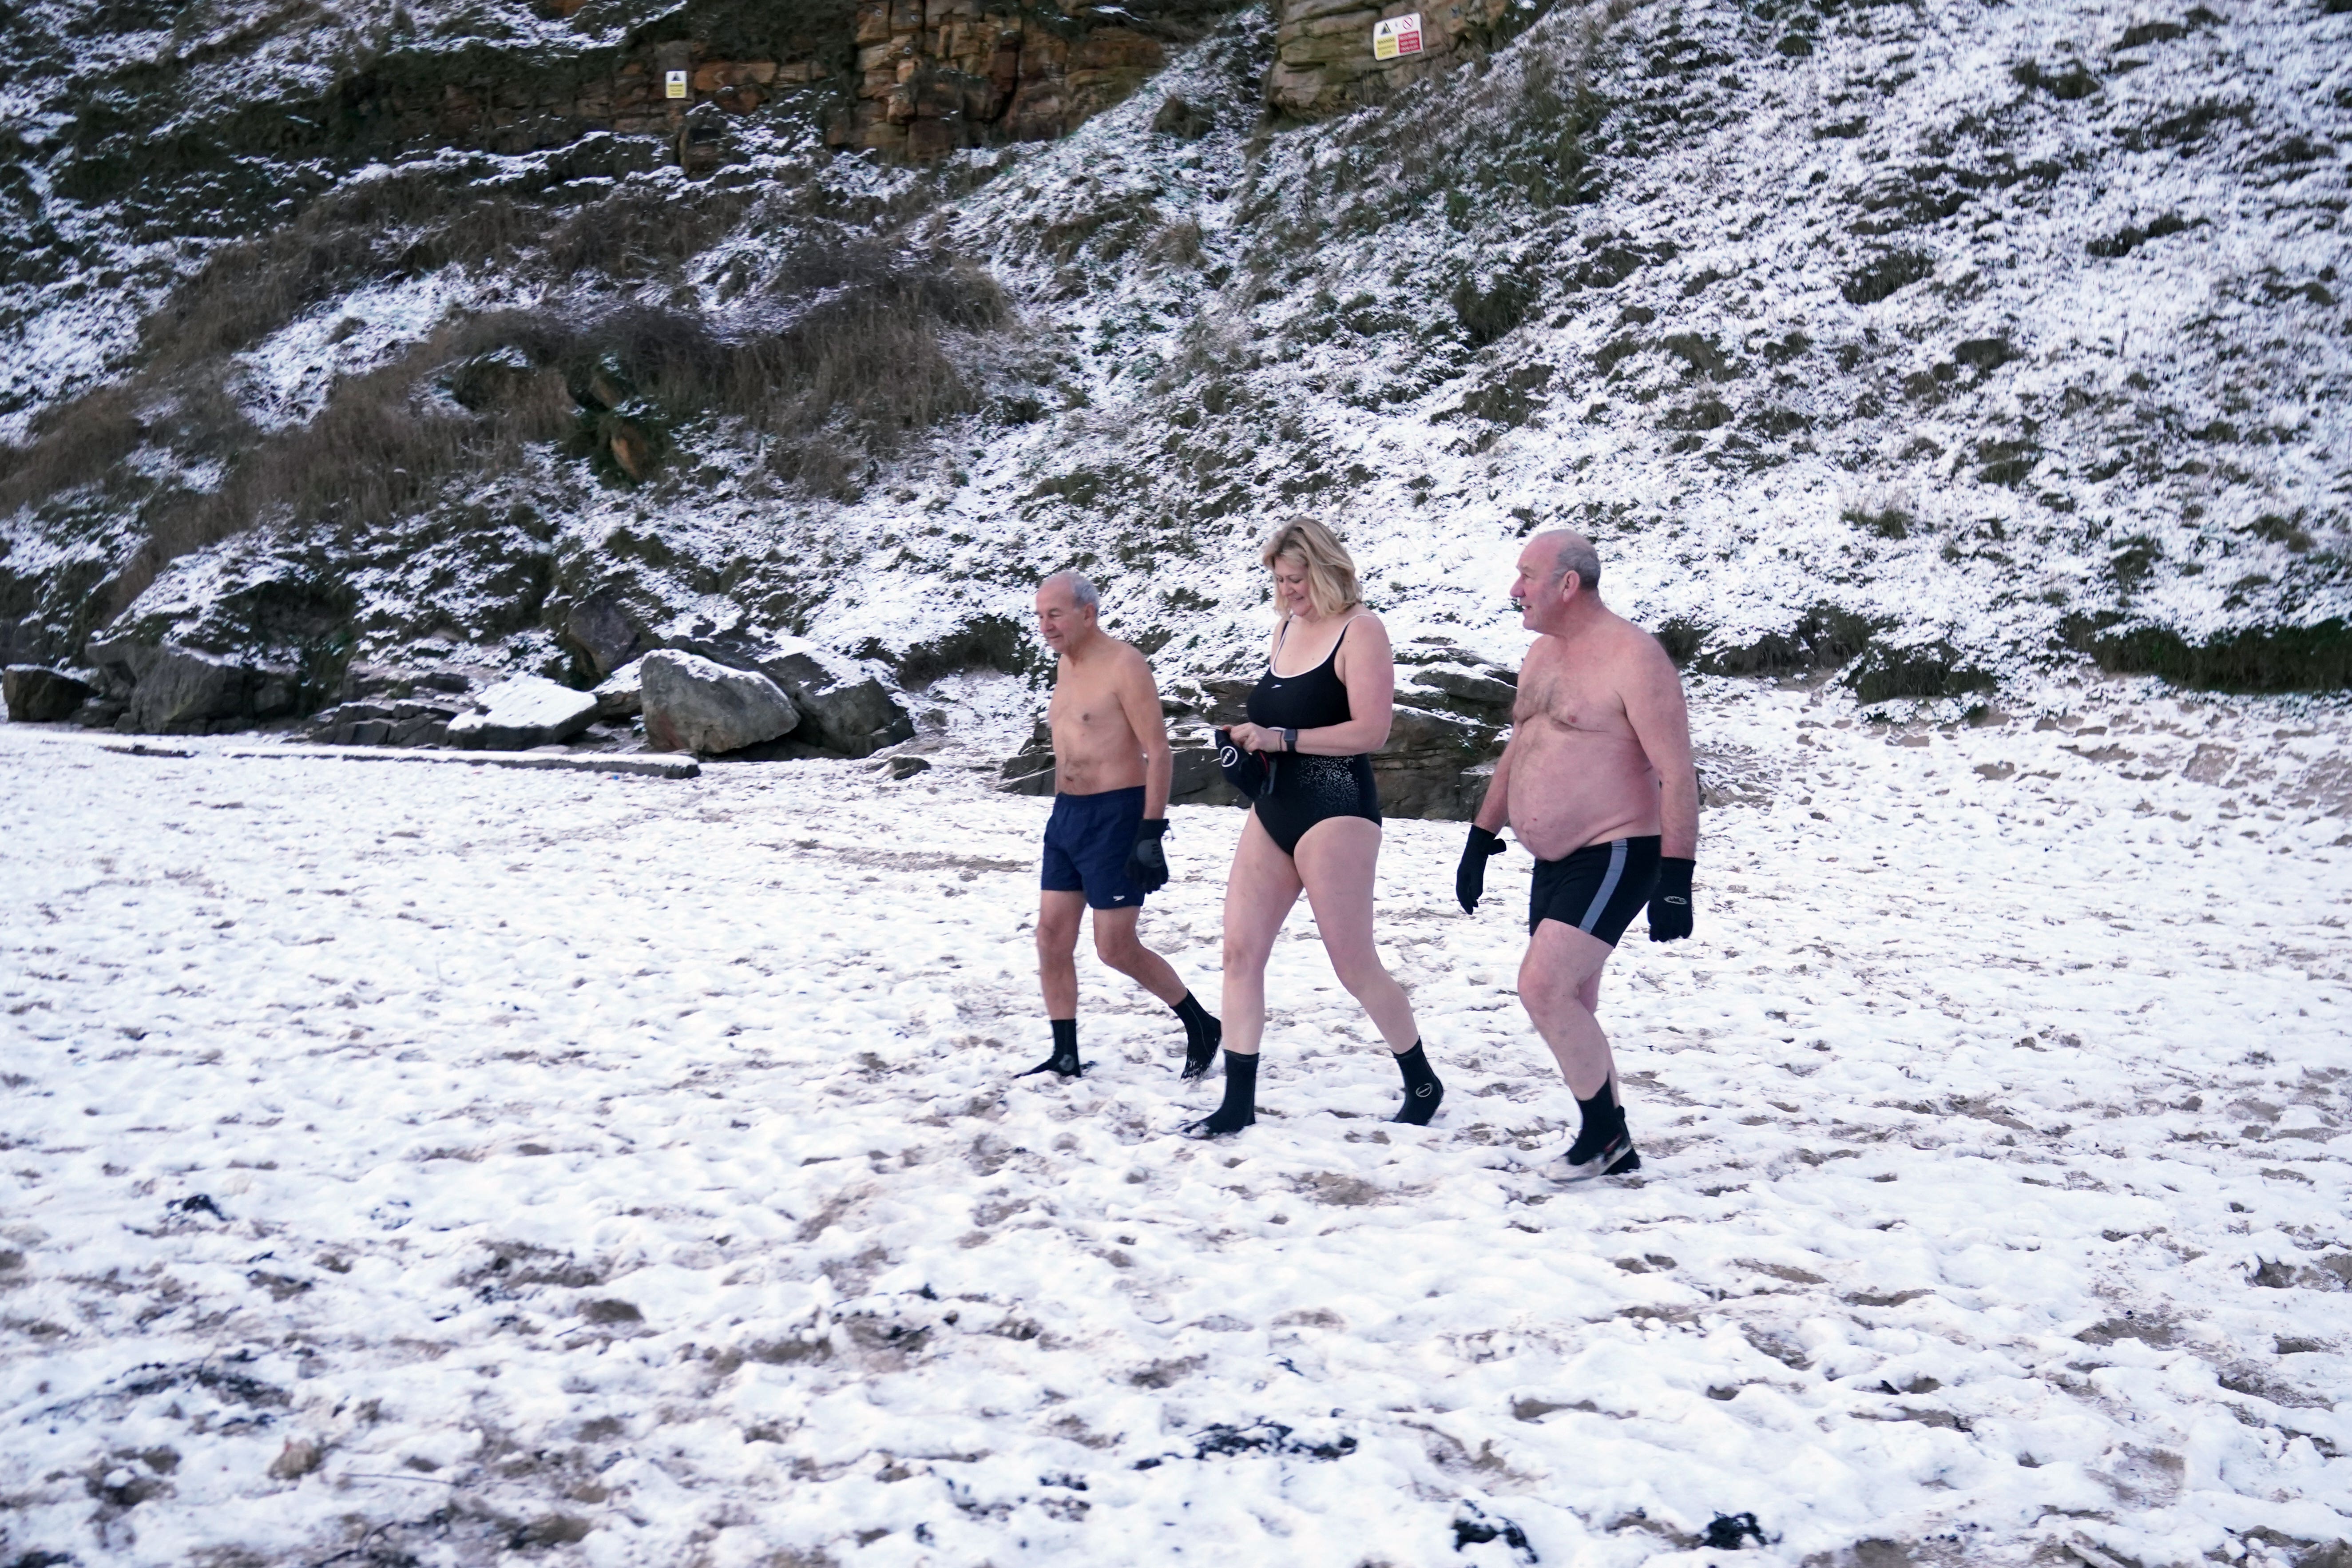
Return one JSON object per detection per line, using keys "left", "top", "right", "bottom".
{"left": 1455, "top": 825, "right": 1507, "bottom": 913}
{"left": 1126, "top": 819, "right": 1170, "bottom": 893}
{"left": 1648, "top": 857, "right": 1695, "bottom": 941}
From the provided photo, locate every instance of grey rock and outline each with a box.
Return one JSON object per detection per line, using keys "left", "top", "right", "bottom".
{"left": 640, "top": 650, "right": 799, "bottom": 755}
{"left": 562, "top": 593, "right": 650, "bottom": 680}
{"left": 72, "top": 698, "right": 126, "bottom": 729}
{"left": 0, "top": 618, "right": 64, "bottom": 668}
{"left": 306, "top": 698, "right": 461, "bottom": 746}
{"left": 1000, "top": 697, "right": 1501, "bottom": 820}
{"left": 4, "top": 664, "right": 95, "bottom": 723}
{"left": 747, "top": 639, "right": 912, "bottom": 758}
{"left": 1371, "top": 704, "right": 1504, "bottom": 822}
{"left": 85, "top": 634, "right": 161, "bottom": 690}
{"left": 127, "top": 647, "right": 256, "bottom": 734}
{"left": 445, "top": 674, "right": 600, "bottom": 751}
{"left": 883, "top": 754, "right": 932, "bottom": 780}
{"left": 1000, "top": 720, "right": 1240, "bottom": 807}
{"left": 1407, "top": 665, "right": 1518, "bottom": 716}
{"left": 591, "top": 658, "right": 644, "bottom": 719}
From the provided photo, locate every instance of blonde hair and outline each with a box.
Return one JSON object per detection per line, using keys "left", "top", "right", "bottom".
{"left": 1260, "top": 515, "right": 1361, "bottom": 620}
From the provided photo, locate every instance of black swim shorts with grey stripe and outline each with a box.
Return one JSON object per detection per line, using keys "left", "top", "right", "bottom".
{"left": 1528, "top": 835, "right": 1662, "bottom": 946}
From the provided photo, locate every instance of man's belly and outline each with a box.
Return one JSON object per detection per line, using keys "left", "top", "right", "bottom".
{"left": 1052, "top": 732, "right": 1147, "bottom": 795}
{"left": 1507, "top": 731, "right": 1662, "bottom": 861}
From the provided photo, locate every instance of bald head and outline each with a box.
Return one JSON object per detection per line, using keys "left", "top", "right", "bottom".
{"left": 1530, "top": 529, "right": 1602, "bottom": 595}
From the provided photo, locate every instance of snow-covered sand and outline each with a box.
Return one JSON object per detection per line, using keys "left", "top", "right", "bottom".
{"left": 2, "top": 685, "right": 2347, "bottom": 1568}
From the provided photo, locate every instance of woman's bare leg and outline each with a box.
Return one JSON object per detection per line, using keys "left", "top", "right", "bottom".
{"left": 1218, "top": 811, "right": 1302, "bottom": 1057}
{"left": 1293, "top": 817, "right": 1418, "bottom": 1050}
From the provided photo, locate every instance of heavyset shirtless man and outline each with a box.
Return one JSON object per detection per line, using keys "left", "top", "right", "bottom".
{"left": 1456, "top": 531, "right": 1698, "bottom": 1179}
{"left": 1024, "top": 571, "right": 1222, "bottom": 1080}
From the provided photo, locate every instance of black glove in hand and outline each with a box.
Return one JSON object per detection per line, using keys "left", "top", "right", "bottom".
{"left": 1126, "top": 818, "right": 1170, "bottom": 893}
{"left": 1455, "top": 825, "right": 1507, "bottom": 913}
{"left": 1648, "top": 857, "right": 1695, "bottom": 941}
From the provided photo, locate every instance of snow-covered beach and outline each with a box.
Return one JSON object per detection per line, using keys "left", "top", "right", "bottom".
{"left": 2, "top": 684, "right": 2347, "bottom": 1568}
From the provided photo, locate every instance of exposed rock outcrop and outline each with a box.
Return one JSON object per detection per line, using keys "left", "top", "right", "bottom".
{"left": 998, "top": 639, "right": 1518, "bottom": 820}
{"left": 84, "top": 642, "right": 304, "bottom": 736}
{"left": 1265, "top": 0, "right": 1513, "bottom": 119}
{"left": 747, "top": 639, "right": 915, "bottom": 758}
{"left": 305, "top": 699, "right": 463, "bottom": 748}
{"left": 846, "top": 0, "right": 1172, "bottom": 158}
{"left": 640, "top": 650, "right": 801, "bottom": 755}
{"left": 4, "top": 665, "right": 94, "bottom": 723}
{"left": 446, "top": 675, "right": 601, "bottom": 751}
{"left": 314, "top": 2, "right": 1217, "bottom": 168}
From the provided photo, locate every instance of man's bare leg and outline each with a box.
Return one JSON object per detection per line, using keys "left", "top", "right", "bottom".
{"left": 1028, "top": 891, "right": 1090, "bottom": 1077}
{"left": 1519, "top": 919, "right": 1638, "bottom": 1175}
{"left": 1095, "top": 906, "right": 1224, "bottom": 1077}
{"left": 1090, "top": 908, "right": 1185, "bottom": 1005}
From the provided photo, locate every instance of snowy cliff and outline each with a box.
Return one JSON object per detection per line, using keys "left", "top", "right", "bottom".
{"left": 0, "top": 0, "right": 2346, "bottom": 734}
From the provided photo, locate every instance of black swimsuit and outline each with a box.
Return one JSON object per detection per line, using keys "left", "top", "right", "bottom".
{"left": 1246, "top": 619, "right": 1382, "bottom": 857}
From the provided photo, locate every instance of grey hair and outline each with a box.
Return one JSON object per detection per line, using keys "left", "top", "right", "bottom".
{"left": 1551, "top": 532, "right": 1602, "bottom": 594}
{"left": 1039, "top": 570, "right": 1099, "bottom": 611}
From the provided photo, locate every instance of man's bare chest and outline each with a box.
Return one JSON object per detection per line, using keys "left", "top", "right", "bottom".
{"left": 1515, "top": 665, "right": 1629, "bottom": 738}
{"left": 1051, "top": 681, "right": 1125, "bottom": 735}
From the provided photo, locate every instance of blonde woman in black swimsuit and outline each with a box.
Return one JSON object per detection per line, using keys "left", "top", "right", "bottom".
{"left": 1186, "top": 516, "right": 1443, "bottom": 1138}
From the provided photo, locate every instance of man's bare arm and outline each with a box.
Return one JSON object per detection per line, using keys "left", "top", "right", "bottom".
{"left": 1624, "top": 639, "right": 1698, "bottom": 859}
{"left": 1118, "top": 649, "right": 1174, "bottom": 819}
{"left": 1472, "top": 734, "right": 1516, "bottom": 834}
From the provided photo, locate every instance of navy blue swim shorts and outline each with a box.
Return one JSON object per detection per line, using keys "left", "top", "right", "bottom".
{"left": 1041, "top": 785, "right": 1148, "bottom": 910}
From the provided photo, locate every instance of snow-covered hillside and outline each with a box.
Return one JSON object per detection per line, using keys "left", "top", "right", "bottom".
{"left": 2, "top": 690, "right": 2348, "bottom": 1566}
{"left": 1, "top": 0, "right": 2347, "bottom": 725}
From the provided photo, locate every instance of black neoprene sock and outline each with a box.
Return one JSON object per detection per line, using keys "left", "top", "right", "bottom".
{"left": 1172, "top": 992, "right": 1222, "bottom": 1079}
{"left": 1566, "top": 1078, "right": 1627, "bottom": 1163}
{"left": 1184, "top": 1050, "right": 1257, "bottom": 1136}
{"left": 1020, "top": 1018, "right": 1083, "bottom": 1079}
{"left": 1390, "top": 1040, "right": 1444, "bottom": 1126}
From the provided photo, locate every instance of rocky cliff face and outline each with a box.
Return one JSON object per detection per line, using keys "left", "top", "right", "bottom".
{"left": 1265, "top": 0, "right": 1515, "bottom": 119}
{"left": 2, "top": 0, "right": 2347, "bottom": 801}
{"left": 303, "top": 1, "right": 1210, "bottom": 169}
{"left": 848, "top": 0, "right": 1174, "bottom": 157}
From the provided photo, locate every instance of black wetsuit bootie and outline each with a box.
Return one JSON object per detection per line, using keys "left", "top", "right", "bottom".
{"left": 1182, "top": 1050, "right": 1257, "bottom": 1137}
{"left": 1389, "top": 1040, "right": 1444, "bottom": 1126}
{"left": 1173, "top": 992, "right": 1222, "bottom": 1079}
{"left": 1562, "top": 1078, "right": 1640, "bottom": 1179}
{"left": 1020, "top": 1019, "right": 1085, "bottom": 1079}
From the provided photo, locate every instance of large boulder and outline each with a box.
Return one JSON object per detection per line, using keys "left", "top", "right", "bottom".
{"left": 4, "top": 665, "right": 95, "bottom": 723}
{"left": 445, "top": 674, "right": 600, "bottom": 751}
{"left": 122, "top": 646, "right": 299, "bottom": 735}
{"left": 640, "top": 650, "right": 799, "bottom": 755}
{"left": 749, "top": 638, "right": 912, "bottom": 758}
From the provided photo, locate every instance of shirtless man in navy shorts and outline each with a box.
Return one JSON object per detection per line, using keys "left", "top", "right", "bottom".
{"left": 1455, "top": 532, "right": 1698, "bottom": 1179}
{"left": 1024, "top": 571, "right": 1221, "bottom": 1080}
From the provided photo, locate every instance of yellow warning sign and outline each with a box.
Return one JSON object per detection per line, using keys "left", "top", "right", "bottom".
{"left": 1372, "top": 12, "right": 1424, "bottom": 60}
{"left": 664, "top": 69, "right": 690, "bottom": 99}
